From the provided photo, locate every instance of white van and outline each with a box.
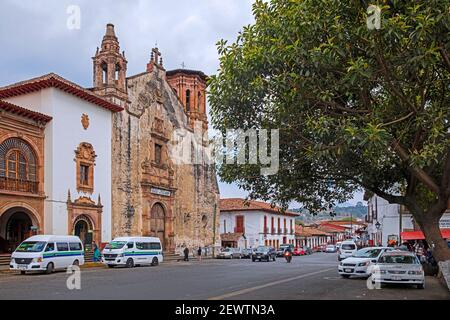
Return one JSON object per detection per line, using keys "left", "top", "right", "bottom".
{"left": 102, "top": 237, "right": 163, "bottom": 268}
{"left": 10, "top": 235, "right": 84, "bottom": 274}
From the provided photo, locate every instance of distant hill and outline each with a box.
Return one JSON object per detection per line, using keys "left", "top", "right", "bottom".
{"left": 291, "top": 202, "right": 367, "bottom": 223}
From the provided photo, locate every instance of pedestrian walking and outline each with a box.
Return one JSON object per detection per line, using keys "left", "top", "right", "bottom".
{"left": 93, "top": 241, "right": 101, "bottom": 262}
{"left": 183, "top": 246, "right": 190, "bottom": 261}
{"left": 414, "top": 241, "right": 424, "bottom": 263}
{"left": 197, "top": 246, "right": 202, "bottom": 262}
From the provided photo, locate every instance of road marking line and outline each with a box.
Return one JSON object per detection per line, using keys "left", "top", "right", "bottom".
{"left": 208, "top": 267, "right": 335, "bottom": 300}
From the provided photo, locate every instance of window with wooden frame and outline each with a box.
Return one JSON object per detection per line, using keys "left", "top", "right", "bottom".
{"left": 74, "top": 143, "right": 96, "bottom": 193}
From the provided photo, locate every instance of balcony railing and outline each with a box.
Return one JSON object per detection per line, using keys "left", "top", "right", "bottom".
{"left": 0, "top": 177, "right": 38, "bottom": 194}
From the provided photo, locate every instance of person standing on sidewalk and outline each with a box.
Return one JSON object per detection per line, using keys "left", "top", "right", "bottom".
{"left": 197, "top": 246, "right": 202, "bottom": 262}
{"left": 183, "top": 246, "right": 190, "bottom": 261}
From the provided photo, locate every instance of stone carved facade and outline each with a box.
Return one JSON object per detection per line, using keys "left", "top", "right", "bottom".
{"left": 93, "top": 24, "right": 220, "bottom": 253}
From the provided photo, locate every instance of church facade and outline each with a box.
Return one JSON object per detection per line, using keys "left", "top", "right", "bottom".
{"left": 0, "top": 24, "right": 220, "bottom": 254}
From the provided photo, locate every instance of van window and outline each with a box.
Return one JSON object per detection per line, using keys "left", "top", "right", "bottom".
{"left": 45, "top": 243, "right": 55, "bottom": 252}
{"left": 127, "top": 242, "right": 134, "bottom": 249}
{"left": 69, "top": 243, "right": 82, "bottom": 251}
{"left": 341, "top": 244, "right": 356, "bottom": 250}
{"left": 56, "top": 243, "right": 69, "bottom": 252}
{"left": 16, "top": 242, "right": 46, "bottom": 253}
{"left": 136, "top": 242, "right": 161, "bottom": 250}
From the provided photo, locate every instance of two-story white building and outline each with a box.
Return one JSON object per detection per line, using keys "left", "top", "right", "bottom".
{"left": 219, "top": 198, "right": 299, "bottom": 249}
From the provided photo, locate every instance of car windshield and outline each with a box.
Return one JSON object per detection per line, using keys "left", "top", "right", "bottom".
{"left": 354, "top": 248, "right": 382, "bottom": 258}
{"left": 379, "top": 255, "right": 418, "bottom": 264}
{"left": 256, "top": 247, "right": 269, "bottom": 253}
{"left": 223, "top": 248, "right": 232, "bottom": 252}
{"left": 15, "top": 241, "right": 46, "bottom": 253}
{"left": 105, "top": 241, "right": 127, "bottom": 249}
{"left": 327, "top": 245, "right": 334, "bottom": 248}
{"left": 341, "top": 244, "right": 356, "bottom": 250}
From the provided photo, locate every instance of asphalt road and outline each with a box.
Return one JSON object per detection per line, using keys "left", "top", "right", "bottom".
{"left": 0, "top": 253, "right": 449, "bottom": 300}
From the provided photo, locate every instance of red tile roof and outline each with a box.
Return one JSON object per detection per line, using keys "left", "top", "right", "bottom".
{"left": 0, "top": 100, "right": 52, "bottom": 123}
{"left": 220, "top": 198, "right": 299, "bottom": 217}
{"left": 0, "top": 73, "right": 123, "bottom": 113}
{"left": 295, "top": 225, "right": 331, "bottom": 237}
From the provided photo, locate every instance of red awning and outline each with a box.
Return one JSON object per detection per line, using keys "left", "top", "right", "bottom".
{"left": 401, "top": 229, "right": 450, "bottom": 241}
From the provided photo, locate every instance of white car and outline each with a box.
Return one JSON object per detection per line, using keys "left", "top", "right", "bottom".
{"left": 325, "top": 245, "right": 337, "bottom": 253}
{"left": 338, "top": 240, "right": 358, "bottom": 261}
{"left": 217, "top": 248, "right": 242, "bottom": 259}
{"left": 338, "top": 247, "right": 392, "bottom": 278}
{"left": 371, "top": 250, "right": 425, "bottom": 289}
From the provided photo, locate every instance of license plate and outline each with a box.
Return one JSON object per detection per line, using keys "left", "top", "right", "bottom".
{"left": 344, "top": 268, "right": 353, "bottom": 273}
{"left": 18, "top": 265, "right": 27, "bottom": 270}
{"left": 391, "top": 276, "right": 401, "bottom": 281}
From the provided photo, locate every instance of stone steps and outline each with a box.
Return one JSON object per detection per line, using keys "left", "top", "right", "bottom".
{"left": 0, "top": 255, "right": 11, "bottom": 266}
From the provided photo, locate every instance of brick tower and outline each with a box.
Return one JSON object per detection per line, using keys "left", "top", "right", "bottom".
{"left": 166, "top": 69, "right": 208, "bottom": 130}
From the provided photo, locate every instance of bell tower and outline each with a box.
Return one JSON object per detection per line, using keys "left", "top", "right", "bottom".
{"left": 92, "top": 23, "right": 128, "bottom": 105}
{"left": 166, "top": 69, "right": 208, "bottom": 130}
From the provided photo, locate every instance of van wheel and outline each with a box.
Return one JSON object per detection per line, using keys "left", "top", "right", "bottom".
{"left": 125, "top": 258, "right": 134, "bottom": 268}
{"left": 20, "top": 271, "right": 26, "bottom": 275}
{"left": 46, "top": 262, "right": 54, "bottom": 274}
{"left": 151, "top": 257, "right": 159, "bottom": 266}
{"left": 72, "top": 260, "right": 79, "bottom": 267}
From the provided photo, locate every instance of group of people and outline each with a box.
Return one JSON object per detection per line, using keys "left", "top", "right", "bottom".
{"left": 180, "top": 246, "right": 208, "bottom": 262}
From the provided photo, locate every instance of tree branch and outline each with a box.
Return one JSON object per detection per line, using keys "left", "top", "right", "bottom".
{"left": 390, "top": 140, "right": 440, "bottom": 194}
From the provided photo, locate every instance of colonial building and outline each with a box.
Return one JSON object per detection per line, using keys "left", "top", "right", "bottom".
{"left": 91, "top": 24, "right": 220, "bottom": 253}
{"left": 219, "top": 198, "right": 298, "bottom": 249}
{"left": 0, "top": 23, "right": 220, "bottom": 255}
{"left": 0, "top": 75, "right": 122, "bottom": 253}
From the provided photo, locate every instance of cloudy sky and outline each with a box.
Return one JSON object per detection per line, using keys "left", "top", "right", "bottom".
{"left": 0, "top": 0, "right": 363, "bottom": 207}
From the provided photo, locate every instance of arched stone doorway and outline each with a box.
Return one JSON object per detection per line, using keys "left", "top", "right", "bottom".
{"left": 150, "top": 203, "right": 166, "bottom": 248}
{"left": 0, "top": 207, "right": 39, "bottom": 253}
{"left": 73, "top": 215, "right": 94, "bottom": 246}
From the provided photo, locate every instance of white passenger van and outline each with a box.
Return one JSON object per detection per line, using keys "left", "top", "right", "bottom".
{"left": 102, "top": 237, "right": 163, "bottom": 268}
{"left": 10, "top": 235, "right": 84, "bottom": 274}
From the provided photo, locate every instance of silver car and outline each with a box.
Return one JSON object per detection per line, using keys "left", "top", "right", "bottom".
{"left": 217, "top": 248, "right": 242, "bottom": 259}
{"left": 371, "top": 250, "right": 425, "bottom": 289}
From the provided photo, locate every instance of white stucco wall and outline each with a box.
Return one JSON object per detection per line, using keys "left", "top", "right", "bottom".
{"left": 220, "top": 210, "right": 296, "bottom": 248}
{"left": 5, "top": 88, "right": 113, "bottom": 242}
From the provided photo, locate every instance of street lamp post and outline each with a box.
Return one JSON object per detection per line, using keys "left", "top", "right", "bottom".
{"left": 375, "top": 221, "right": 381, "bottom": 245}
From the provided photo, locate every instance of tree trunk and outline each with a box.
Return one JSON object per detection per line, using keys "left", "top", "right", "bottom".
{"left": 416, "top": 215, "right": 450, "bottom": 263}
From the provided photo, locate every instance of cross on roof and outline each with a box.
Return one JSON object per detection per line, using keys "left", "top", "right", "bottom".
{"left": 152, "top": 47, "right": 162, "bottom": 63}
{"left": 181, "top": 62, "right": 186, "bottom": 69}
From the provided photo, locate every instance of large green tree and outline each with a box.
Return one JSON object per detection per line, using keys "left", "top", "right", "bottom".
{"left": 209, "top": 0, "right": 450, "bottom": 261}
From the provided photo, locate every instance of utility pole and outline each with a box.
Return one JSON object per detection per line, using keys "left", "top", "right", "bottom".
{"left": 399, "top": 205, "right": 403, "bottom": 245}
{"left": 212, "top": 203, "right": 217, "bottom": 257}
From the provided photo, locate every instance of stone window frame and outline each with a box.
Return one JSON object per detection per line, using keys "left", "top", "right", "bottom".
{"left": 74, "top": 142, "right": 96, "bottom": 194}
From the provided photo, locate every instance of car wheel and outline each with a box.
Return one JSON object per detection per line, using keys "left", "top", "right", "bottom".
{"left": 46, "top": 262, "right": 54, "bottom": 274}
{"left": 252, "top": 258, "right": 256, "bottom": 262}
{"left": 20, "top": 271, "right": 26, "bottom": 275}
{"left": 417, "top": 283, "right": 425, "bottom": 289}
{"left": 151, "top": 257, "right": 159, "bottom": 266}
{"left": 125, "top": 258, "right": 134, "bottom": 268}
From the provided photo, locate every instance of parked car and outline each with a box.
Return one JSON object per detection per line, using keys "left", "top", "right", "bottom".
{"left": 217, "top": 248, "right": 242, "bottom": 259}
{"left": 371, "top": 250, "right": 425, "bottom": 289}
{"left": 276, "top": 248, "right": 285, "bottom": 257}
{"left": 252, "top": 246, "right": 277, "bottom": 262}
{"left": 304, "top": 246, "right": 313, "bottom": 255}
{"left": 293, "top": 247, "right": 304, "bottom": 256}
{"left": 336, "top": 241, "right": 342, "bottom": 250}
{"left": 241, "top": 248, "right": 254, "bottom": 259}
{"left": 338, "top": 247, "right": 393, "bottom": 278}
{"left": 325, "top": 245, "right": 337, "bottom": 253}
{"left": 338, "top": 241, "right": 358, "bottom": 261}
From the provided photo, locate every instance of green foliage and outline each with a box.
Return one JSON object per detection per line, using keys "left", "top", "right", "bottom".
{"left": 209, "top": 0, "right": 450, "bottom": 214}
